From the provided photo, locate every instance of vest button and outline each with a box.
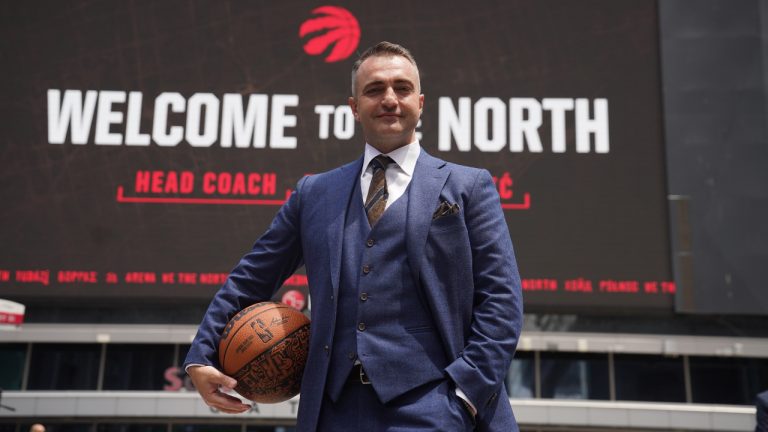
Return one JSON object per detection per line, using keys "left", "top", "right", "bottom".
{"left": 358, "top": 322, "right": 366, "bottom": 331}
{"left": 347, "top": 352, "right": 355, "bottom": 360}
{"left": 324, "top": 345, "right": 329, "bottom": 352}
{"left": 366, "top": 238, "right": 375, "bottom": 247}
{"left": 360, "top": 292, "right": 368, "bottom": 301}
{"left": 362, "top": 265, "right": 371, "bottom": 274}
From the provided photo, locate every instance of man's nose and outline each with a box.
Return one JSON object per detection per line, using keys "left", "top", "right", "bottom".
{"left": 381, "top": 87, "right": 397, "bottom": 108}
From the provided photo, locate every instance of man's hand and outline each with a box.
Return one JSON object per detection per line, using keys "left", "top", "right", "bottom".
{"left": 187, "top": 365, "right": 251, "bottom": 414}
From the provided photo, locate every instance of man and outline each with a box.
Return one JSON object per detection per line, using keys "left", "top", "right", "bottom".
{"left": 185, "top": 41, "right": 523, "bottom": 431}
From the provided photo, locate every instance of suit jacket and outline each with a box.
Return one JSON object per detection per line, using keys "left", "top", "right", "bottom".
{"left": 185, "top": 149, "right": 524, "bottom": 431}
{"left": 757, "top": 390, "right": 768, "bottom": 432}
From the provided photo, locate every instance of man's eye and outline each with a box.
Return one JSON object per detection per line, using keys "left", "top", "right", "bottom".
{"left": 365, "top": 87, "right": 383, "bottom": 95}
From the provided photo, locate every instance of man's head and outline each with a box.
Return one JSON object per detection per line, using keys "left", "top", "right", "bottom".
{"left": 349, "top": 41, "right": 424, "bottom": 153}
{"left": 350, "top": 42, "right": 420, "bottom": 97}
{"left": 29, "top": 424, "right": 45, "bottom": 432}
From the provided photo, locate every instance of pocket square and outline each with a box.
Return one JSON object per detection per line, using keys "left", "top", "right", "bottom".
{"left": 432, "top": 200, "right": 461, "bottom": 220}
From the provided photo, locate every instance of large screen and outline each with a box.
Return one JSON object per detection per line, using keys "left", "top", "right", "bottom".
{"left": 0, "top": 0, "right": 674, "bottom": 312}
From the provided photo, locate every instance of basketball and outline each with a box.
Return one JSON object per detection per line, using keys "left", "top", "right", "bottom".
{"left": 218, "top": 301, "right": 310, "bottom": 403}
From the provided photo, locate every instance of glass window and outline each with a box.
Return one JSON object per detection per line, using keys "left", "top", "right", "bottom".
{"left": 247, "top": 427, "right": 295, "bottom": 432}
{"left": 97, "top": 424, "right": 166, "bottom": 432}
{"left": 103, "top": 344, "right": 174, "bottom": 390}
{"left": 27, "top": 344, "right": 100, "bottom": 390}
{"left": 177, "top": 344, "right": 191, "bottom": 367}
{"left": 30, "top": 424, "right": 93, "bottom": 432}
{"left": 172, "top": 425, "right": 240, "bottom": 432}
{"left": 752, "top": 357, "right": 768, "bottom": 395}
{"left": 614, "top": 354, "right": 686, "bottom": 402}
{"left": 0, "top": 344, "right": 27, "bottom": 390}
{"left": 690, "top": 356, "right": 768, "bottom": 405}
{"left": 540, "top": 352, "right": 609, "bottom": 400}
{"left": 507, "top": 351, "right": 535, "bottom": 398}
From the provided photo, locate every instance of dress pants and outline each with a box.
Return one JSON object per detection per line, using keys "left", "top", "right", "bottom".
{"left": 317, "top": 373, "right": 475, "bottom": 432}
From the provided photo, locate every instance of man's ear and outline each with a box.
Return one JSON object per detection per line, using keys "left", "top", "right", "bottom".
{"left": 419, "top": 94, "right": 424, "bottom": 116}
{"left": 348, "top": 97, "right": 359, "bottom": 120}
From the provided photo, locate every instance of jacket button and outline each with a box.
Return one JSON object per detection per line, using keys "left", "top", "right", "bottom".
{"left": 362, "top": 265, "right": 371, "bottom": 274}
{"left": 324, "top": 345, "right": 329, "bottom": 352}
{"left": 347, "top": 352, "right": 355, "bottom": 360}
{"left": 366, "top": 239, "right": 375, "bottom": 247}
{"left": 358, "top": 322, "right": 366, "bottom": 331}
{"left": 360, "top": 292, "right": 368, "bottom": 301}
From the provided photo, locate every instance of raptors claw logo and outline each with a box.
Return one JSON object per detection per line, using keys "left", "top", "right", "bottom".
{"left": 299, "top": 6, "right": 360, "bottom": 63}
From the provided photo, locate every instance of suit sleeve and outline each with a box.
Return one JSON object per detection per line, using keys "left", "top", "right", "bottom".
{"left": 183, "top": 176, "right": 308, "bottom": 370}
{"left": 444, "top": 169, "right": 523, "bottom": 414}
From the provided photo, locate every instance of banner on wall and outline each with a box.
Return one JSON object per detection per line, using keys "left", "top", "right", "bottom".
{"left": 0, "top": 299, "right": 25, "bottom": 329}
{"left": 0, "top": 0, "right": 673, "bottom": 311}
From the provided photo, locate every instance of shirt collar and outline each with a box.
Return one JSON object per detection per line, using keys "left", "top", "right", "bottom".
{"left": 362, "top": 140, "right": 421, "bottom": 176}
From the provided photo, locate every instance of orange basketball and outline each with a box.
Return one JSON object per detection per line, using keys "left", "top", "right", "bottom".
{"left": 218, "top": 301, "right": 310, "bottom": 403}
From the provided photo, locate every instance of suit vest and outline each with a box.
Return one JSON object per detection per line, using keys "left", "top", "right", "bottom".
{"left": 325, "top": 178, "right": 447, "bottom": 403}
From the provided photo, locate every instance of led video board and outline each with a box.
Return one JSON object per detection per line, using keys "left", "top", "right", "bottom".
{"left": 0, "top": 0, "right": 673, "bottom": 312}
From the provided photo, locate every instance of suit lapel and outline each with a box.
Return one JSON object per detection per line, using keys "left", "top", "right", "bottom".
{"left": 327, "top": 157, "right": 364, "bottom": 297}
{"left": 406, "top": 150, "right": 449, "bottom": 285}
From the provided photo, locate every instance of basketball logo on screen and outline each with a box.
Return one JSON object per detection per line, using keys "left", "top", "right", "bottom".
{"left": 299, "top": 6, "right": 360, "bottom": 63}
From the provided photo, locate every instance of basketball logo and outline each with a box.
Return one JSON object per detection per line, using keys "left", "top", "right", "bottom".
{"left": 299, "top": 6, "right": 360, "bottom": 63}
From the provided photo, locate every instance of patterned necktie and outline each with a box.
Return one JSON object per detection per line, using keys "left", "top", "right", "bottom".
{"left": 364, "top": 155, "right": 394, "bottom": 227}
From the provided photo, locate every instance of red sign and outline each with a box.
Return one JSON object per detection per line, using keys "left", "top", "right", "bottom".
{"left": 0, "top": 299, "right": 25, "bottom": 326}
{"left": 299, "top": 6, "right": 360, "bottom": 63}
{"left": 281, "top": 290, "right": 306, "bottom": 311}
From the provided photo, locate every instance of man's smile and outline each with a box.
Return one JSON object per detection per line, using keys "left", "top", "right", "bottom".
{"left": 376, "top": 113, "right": 401, "bottom": 120}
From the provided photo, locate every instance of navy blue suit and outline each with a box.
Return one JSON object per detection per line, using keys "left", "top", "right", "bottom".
{"left": 185, "top": 150, "right": 523, "bottom": 431}
{"left": 757, "top": 390, "right": 768, "bottom": 432}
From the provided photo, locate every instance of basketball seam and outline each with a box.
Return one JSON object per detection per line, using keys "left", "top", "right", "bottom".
{"left": 233, "top": 323, "right": 311, "bottom": 401}
{"left": 222, "top": 304, "right": 293, "bottom": 369}
{"left": 238, "top": 323, "right": 311, "bottom": 376}
{"left": 220, "top": 304, "right": 309, "bottom": 372}
{"left": 221, "top": 302, "right": 281, "bottom": 367}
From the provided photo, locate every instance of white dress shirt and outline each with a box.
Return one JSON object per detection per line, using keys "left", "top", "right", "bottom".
{"left": 360, "top": 140, "right": 421, "bottom": 209}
